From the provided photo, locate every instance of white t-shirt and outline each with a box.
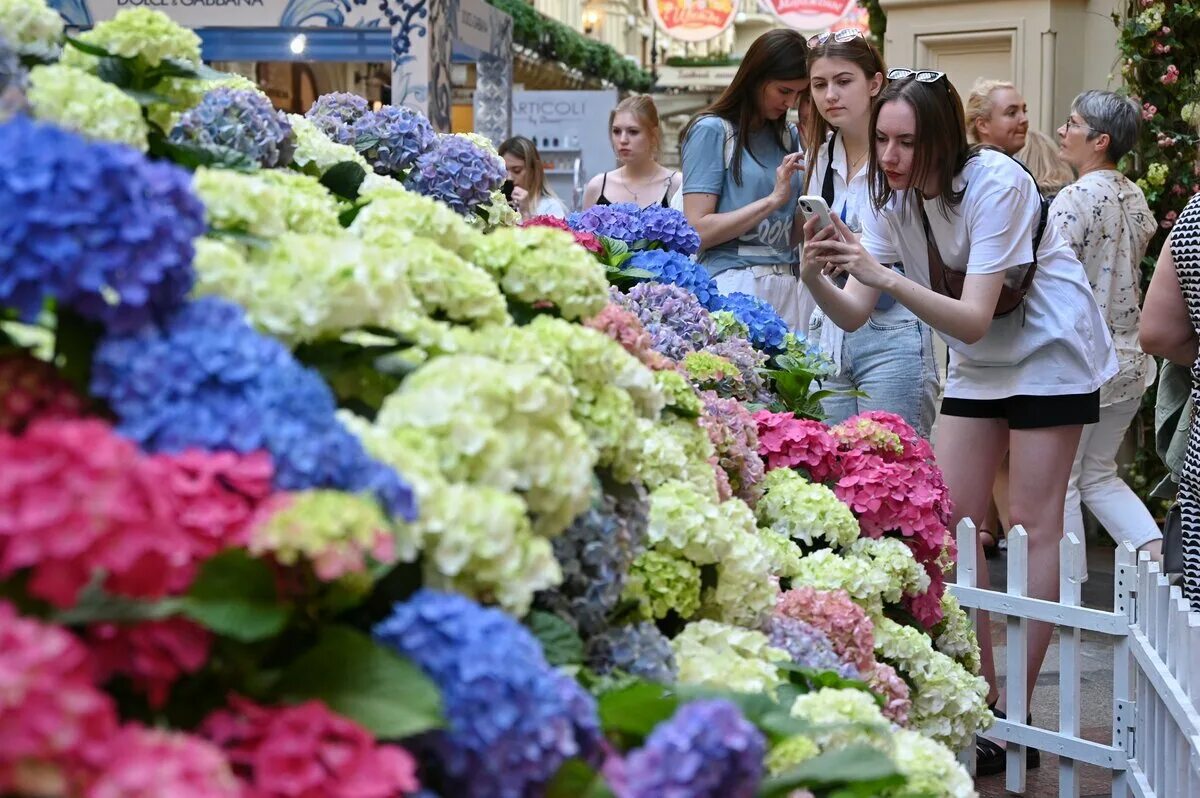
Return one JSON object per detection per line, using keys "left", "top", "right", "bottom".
{"left": 859, "top": 148, "right": 1116, "bottom": 400}
{"left": 533, "top": 194, "right": 568, "bottom": 219}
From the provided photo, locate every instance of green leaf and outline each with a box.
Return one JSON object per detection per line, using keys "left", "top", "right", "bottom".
{"left": 597, "top": 680, "right": 678, "bottom": 738}
{"left": 122, "top": 88, "right": 172, "bottom": 107}
{"left": 64, "top": 36, "right": 111, "bottom": 58}
{"left": 274, "top": 625, "right": 443, "bottom": 738}
{"left": 320, "top": 161, "right": 368, "bottom": 201}
{"left": 757, "top": 745, "right": 905, "bottom": 797}
{"left": 525, "top": 611, "right": 585, "bottom": 666}
{"left": 96, "top": 56, "right": 135, "bottom": 89}
{"left": 54, "top": 581, "right": 182, "bottom": 626}
{"left": 546, "top": 759, "right": 615, "bottom": 798}
{"left": 176, "top": 550, "right": 289, "bottom": 642}
{"left": 148, "top": 130, "right": 259, "bottom": 171}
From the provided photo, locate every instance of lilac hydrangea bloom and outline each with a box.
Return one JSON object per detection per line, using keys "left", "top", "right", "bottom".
{"left": 637, "top": 205, "right": 701, "bottom": 255}
{"left": 350, "top": 105, "right": 436, "bottom": 176}
{"left": 711, "top": 292, "right": 790, "bottom": 354}
{"left": 305, "top": 91, "right": 369, "bottom": 143}
{"left": 764, "top": 615, "right": 861, "bottom": 680}
{"left": 539, "top": 486, "right": 648, "bottom": 637}
{"left": 90, "top": 297, "right": 416, "bottom": 520}
{"left": 373, "top": 590, "right": 603, "bottom": 798}
{"left": 406, "top": 134, "right": 506, "bottom": 215}
{"left": 707, "top": 337, "right": 772, "bottom": 404}
{"left": 615, "top": 700, "right": 765, "bottom": 798}
{"left": 585, "top": 622, "right": 676, "bottom": 684}
{"left": 626, "top": 249, "right": 718, "bottom": 308}
{"left": 0, "top": 34, "right": 25, "bottom": 99}
{"left": 613, "top": 283, "right": 718, "bottom": 361}
{"left": 0, "top": 116, "right": 203, "bottom": 334}
{"left": 568, "top": 202, "right": 644, "bottom": 242}
{"left": 170, "top": 87, "right": 296, "bottom": 167}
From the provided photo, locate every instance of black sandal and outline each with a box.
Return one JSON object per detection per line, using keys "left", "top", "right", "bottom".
{"left": 975, "top": 705, "right": 1040, "bottom": 776}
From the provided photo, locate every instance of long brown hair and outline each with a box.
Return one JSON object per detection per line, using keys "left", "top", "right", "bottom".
{"left": 869, "top": 75, "right": 972, "bottom": 212}
{"left": 679, "top": 29, "right": 809, "bottom": 186}
{"left": 802, "top": 35, "right": 887, "bottom": 193}
{"left": 610, "top": 94, "right": 663, "bottom": 155}
{"left": 498, "top": 135, "right": 555, "bottom": 205}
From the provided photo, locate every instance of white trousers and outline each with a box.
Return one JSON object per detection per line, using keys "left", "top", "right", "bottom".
{"left": 714, "top": 265, "right": 815, "bottom": 335}
{"left": 1063, "top": 396, "right": 1161, "bottom": 549}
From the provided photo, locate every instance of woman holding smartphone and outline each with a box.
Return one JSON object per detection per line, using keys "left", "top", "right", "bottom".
{"left": 801, "top": 70, "right": 1115, "bottom": 775}
{"left": 801, "top": 30, "right": 938, "bottom": 436}
{"left": 498, "top": 135, "right": 567, "bottom": 220}
{"left": 679, "top": 29, "right": 811, "bottom": 331}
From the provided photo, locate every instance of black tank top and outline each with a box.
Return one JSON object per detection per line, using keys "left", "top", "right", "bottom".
{"left": 596, "top": 171, "right": 678, "bottom": 207}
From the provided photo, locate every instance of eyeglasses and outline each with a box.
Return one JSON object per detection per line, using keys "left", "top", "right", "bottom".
{"left": 807, "top": 28, "right": 865, "bottom": 48}
{"left": 1063, "top": 117, "right": 1096, "bottom": 133}
{"left": 886, "top": 68, "right": 947, "bottom": 84}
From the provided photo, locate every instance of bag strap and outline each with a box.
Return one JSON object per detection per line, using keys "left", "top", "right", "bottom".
{"left": 821, "top": 133, "right": 838, "bottom": 207}
{"left": 917, "top": 198, "right": 952, "bottom": 297}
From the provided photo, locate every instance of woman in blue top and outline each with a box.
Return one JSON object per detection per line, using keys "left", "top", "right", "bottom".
{"left": 679, "top": 29, "right": 812, "bottom": 332}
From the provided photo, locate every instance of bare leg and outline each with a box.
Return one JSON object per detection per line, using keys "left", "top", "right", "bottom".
{"left": 993, "top": 453, "right": 1012, "bottom": 533}
{"left": 934, "top": 414, "right": 1011, "bottom": 704}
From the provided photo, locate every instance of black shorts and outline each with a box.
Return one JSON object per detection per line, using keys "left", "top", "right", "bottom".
{"left": 940, "top": 390, "right": 1100, "bottom": 430}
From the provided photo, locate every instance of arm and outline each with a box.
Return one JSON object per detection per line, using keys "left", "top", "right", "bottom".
{"left": 683, "top": 166, "right": 798, "bottom": 251}
{"left": 1141, "top": 240, "right": 1199, "bottom": 367}
{"left": 581, "top": 175, "right": 602, "bottom": 210}
{"left": 805, "top": 215, "right": 1004, "bottom": 343}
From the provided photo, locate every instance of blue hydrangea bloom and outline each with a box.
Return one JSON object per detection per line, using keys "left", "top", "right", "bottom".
{"left": 539, "top": 488, "right": 648, "bottom": 637}
{"left": 170, "top": 88, "right": 295, "bottom": 168}
{"left": 626, "top": 249, "right": 718, "bottom": 308}
{"left": 617, "top": 700, "right": 765, "bottom": 798}
{"left": 637, "top": 205, "right": 701, "bottom": 255}
{"left": 711, "top": 292, "right": 790, "bottom": 354}
{"left": 585, "top": 622, "right": 677, "bottom": 684}
{"left": 764, "top": 615, "right": 861, "bottom": 680}
{"left": 351, "top": 105, "right": 436, "bottom": 176}
{"left": 305, "top": 91, "right": 369, "bottom": 144}
{"left": 0, "top": 116, "right": 203, "bottom": 334}
{"left": 373, "top": 590, "right": 603, "bottom": 798}
{"left": 90, "top": 297, "right": 416, "bottom": 520}
{"left": 567, "top": 202, "right": 644, "bottom": 243}
{"left": 405, "top": 134, "right": 506, "bottom": 215}
{"left": 614, "top": 282, "right": 718, "bottom": 361}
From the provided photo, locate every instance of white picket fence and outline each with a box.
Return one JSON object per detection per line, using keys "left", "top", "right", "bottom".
{"left": 949, "top": 519, "right": 1200, "bottom": 796}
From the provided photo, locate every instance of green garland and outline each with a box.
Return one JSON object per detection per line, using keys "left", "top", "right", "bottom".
{"left": 860, "top": 0, "right": 886, "bottom": 49}
{"left": 485, "top": 0, "right": 655, "bottom": 92}
{"left": 665, "top": 55, "right": 740, "bottom": 67}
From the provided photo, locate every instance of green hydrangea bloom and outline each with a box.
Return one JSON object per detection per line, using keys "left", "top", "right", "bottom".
{"left": 0, "top": 0, "right": 62, "bottom": 57}
{"left": 791, "top": 549, "right": 893, "bottom": 612}
{"left": 710, "top": 310, "right": 750, "bottom": 342}
{"left": 766, "top": 735, "right": 820, "bottom": 775}
{"left": 288, "top": 112, "right": 371, "bottom": 176}
{"left": 466, "top": 189, "right": 521, "bottom": 231}
{"left": 672, "top": 620, "right": 788, "bottom": 695}
{"left": 376, "top": 355, "right": 598, "bottom": 537}
{"left": 758, "top": 528, "right": 804, "bottom": 578}
{"left": 789, "top": 687, "right": 892, "bottom": 751}
{"left": 26, "top": 64, "right": 148, "bottom": 151}
{"left": 886, "top": 728, "right": 976, "bottom": 798}
{"left": 193, "top": 167, "right": 342, "bottom": 239}
{"left": 932, "top": 591, "right": 982, "bottom": 676}
{"left": 635, "top": 416, "right": 718, "bottom": 497}
{"left": 465, "top": 225, "right": 609, "bottom": 321}
{"left": 701, "top": 522, "right": 779, "bottom": 628}
{"left": 655, "top": 369, "right": 703, "bottom": 417}
{"left": 647, "top": 480, "right": 728, "bottom": 564}
{"left": 845, "top": 537, "right": 930, "bottom": 602}
{"left": 682, "top": 350, "right": 739, "bottom": 386}
{"left": 61, "top": 8, "right": 201, "bottom": 67}
{"left": 756, "top": 468, "right": 861, "bottom": 550}
{"left": 624, "top": 550, "right": 702, "bottom": 620}
{"left": 353, "top": 179, "right": 482, "bottom": 257}
{"left": 833, "top": 417, "right": 904, "bottom": 455}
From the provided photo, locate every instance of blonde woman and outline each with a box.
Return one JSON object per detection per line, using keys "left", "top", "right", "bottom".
{"left": 1017, "top": 129, "right": 1075, "bottom": 200}
{"left": 966, "top": 78, "right": 1029, "bottom": 155}
{"left": 583, "top": 95, "right": 679, "bottom": 209}
{"left": 498, "top": 135, "right": 567, "bottom": 220}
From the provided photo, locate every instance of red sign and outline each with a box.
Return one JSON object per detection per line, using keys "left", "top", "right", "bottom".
{"left": 762, "top": 0, "right": 860, "bottom": 32}
{"left": 651, "top": 0, "right": 740, "bottom": 43}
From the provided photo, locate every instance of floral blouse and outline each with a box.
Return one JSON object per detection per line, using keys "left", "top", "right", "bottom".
{"left": 1048, "top": 170, "right": 1157, "bottom": 406}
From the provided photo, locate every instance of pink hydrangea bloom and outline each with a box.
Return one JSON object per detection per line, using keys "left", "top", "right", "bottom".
{"left": 903, "top": 560, "right": 948, "bottom": 629}
{"left": 866, "top": 662, "right": 911, "bottom": 726}
{"left": 0, "top": 352, "right": 87, "bottom": 434}
{"left": 776, "top": 587, "right": 875, "bottom": 672}
{"left": 752, "top": 410, "right": 841, "bottom": 483}
{"left": 521, "top": 215, "right": 603, "bottom": 253}
{"left": 201, "top": 696, "right": 420, "bottom": 798}
{"left": 521, "top": 215, "right": 570, "bottom": 231}
{"left": 0, "top": 602, "right": 118, "bottom": 793}
{"left": 699, "top": 392, "right": 765, "bottom": 507}
{"left": 586, "top": 304, "right": 674, "bottom": 371}
{"left": 86, "top": 726, "right": 239, "bottom": 798}
{"left": 88, "top": 619, "right": 213, "bottom": 709}
{"left": 836, "top": 411, "right": 933, "bottom": 462}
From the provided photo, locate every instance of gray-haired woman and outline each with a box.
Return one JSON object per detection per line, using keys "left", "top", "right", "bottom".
{"left": 1052, "top": 89, "right": 1161, "bottom": 560}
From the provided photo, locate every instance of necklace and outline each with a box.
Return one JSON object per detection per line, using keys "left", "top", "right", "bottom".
{"left": 845, "top": 149, "right": 869, "bottom": 176}
{"left": 617, "top": 170, "right": 668, "bottom": 203}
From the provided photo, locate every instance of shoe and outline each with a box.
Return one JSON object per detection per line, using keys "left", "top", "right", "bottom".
{"left": 980, "top": 529, "right": 999, "bottom": 559}
{"left": 975, "top": 705, "right": 1040, "bottom": 776}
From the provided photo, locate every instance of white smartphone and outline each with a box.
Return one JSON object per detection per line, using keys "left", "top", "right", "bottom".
{"left": 797, "top": 195, "right": 835, "bottom": 234}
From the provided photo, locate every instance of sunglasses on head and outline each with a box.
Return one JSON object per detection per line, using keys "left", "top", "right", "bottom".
{"left": 886, "top": 68, "right": 947, "bottom": 84}
{"left": 807, "top": 28, "right": 865, "bottom": 48}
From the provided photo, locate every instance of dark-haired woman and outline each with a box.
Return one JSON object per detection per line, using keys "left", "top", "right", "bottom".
{"left": 679, "top": 29, "right": 811, "bottom": 331}
{"left": 801, "top": 70, "right": 1115, "bottom": 775}
{"left": 802, "top": 30, "right": 938, "bottom": 436}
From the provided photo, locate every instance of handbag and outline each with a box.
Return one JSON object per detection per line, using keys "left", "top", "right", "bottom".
{"left": 1163, "top": 502, "right": 1185, "bottom": 575}
{"left": 916, "top": 155, "right": 1049, "bottom": 318}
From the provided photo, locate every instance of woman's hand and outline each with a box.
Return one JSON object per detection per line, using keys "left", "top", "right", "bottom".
{"left": 770, "top": 153, "right": 805, "bottom": 210}
{"left": 802, "top": 215, "right": 892, "bottom": 289}
{"left": 510, "top": 185, "right": 530, "bottom": 213}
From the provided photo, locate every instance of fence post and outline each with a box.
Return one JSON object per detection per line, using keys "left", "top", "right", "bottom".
{"left": 955, "top": 518, "right": 979, "bottom": 775}
{"left": 1112, "top": 542, "right": 1137, "bottom": 798}
{"left": 1059, "top": 533, "right": 1086, "bottom": 798}
{"left": 1006, "top": 525, "right": 1029, "bottom": 793}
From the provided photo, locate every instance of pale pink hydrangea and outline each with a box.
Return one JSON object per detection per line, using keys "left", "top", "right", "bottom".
{"left": 752, "top": 410, "right": 841, "bottom": 483}
{"left": 87, "top": 619, "right": 213, "bottom": 709}
{"left": 866, "top": 662, "right": 912, "bottom": 726}
{"left": 586, "top": 303, "right": 674, "bottom": 371}
{"left": 776, "top": 587, "right": 875, "bottom": 672}
{"left": 86, "top": 726, "right": 239, "bottom": 798}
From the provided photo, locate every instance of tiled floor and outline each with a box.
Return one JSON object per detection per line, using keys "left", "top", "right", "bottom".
{"left": 972, "top": 543, "right": 1124, "bottom": 797}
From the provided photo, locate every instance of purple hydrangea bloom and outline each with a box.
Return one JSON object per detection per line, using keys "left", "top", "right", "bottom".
{"left": 373, "top": 590, "right": 603, "bottom": 798}
{"left": 637, "top": 205, "right": 701, "bottom": 255}
{"left": 711, "top": 291, "right": 790, "bottom": 354}
{"left": 568, "top": 202, "right": 644, "bottom": 242}
{"left": 764, "top": 615, "right": 862, "bottom": 680}
{"left": 699, "top": 391, "right": 765, "bottom": 505}
{"left": 405, "top": 134, "right": 506, "bottom": 215}
{"left": 90, "top": 297, "right": 416, "bottom": 520}
{"left": 350, "top": 105, "right": 436, "bottom": 176}
{"left": 584, "top": 622, "right": 676, "bottom": 684}
{"left": 613, "top": 283, "right": 718, "bottom": 361}
{"left": 706, "top": 337, "right": 772, "bottom": 404}
{"left": 614, "top": 700, "right": 765, "bottom": 798}
{"left": 170, "top": 87, "right": 296, "bottom": 168}
{"left": 0, "top": 116, "right": 203, "bottom": 334}
{"left": 626, "top": 249, "right": 717, "bottom": 308}
{"left": 538, "top": 486, "right": 648, "bottom": 637}
{"left": 305, "top": 91, "right": 369, "bottom": 143}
